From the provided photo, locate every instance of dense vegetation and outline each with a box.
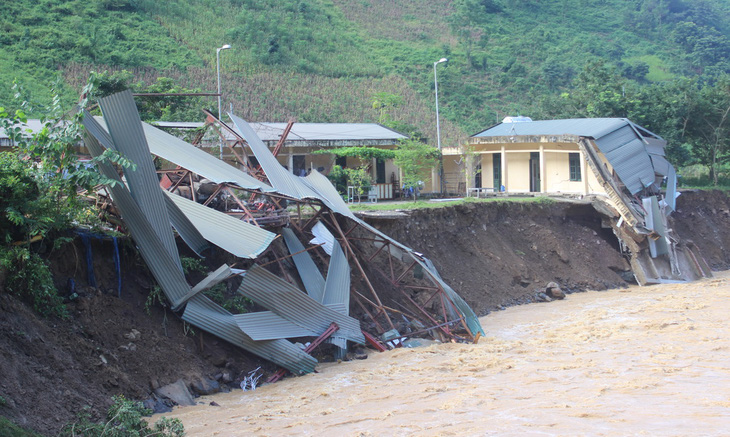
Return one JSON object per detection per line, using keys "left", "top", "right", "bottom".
{"left": 2, "top": 0, "right": 730, "bottom": 179}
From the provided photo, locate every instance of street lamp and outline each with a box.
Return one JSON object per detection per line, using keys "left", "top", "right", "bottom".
{"left": 434, "top": 57, "right": 447, "bottom": 194}
{"left": 216, "top": 44, "right": 231, "bottom": 159}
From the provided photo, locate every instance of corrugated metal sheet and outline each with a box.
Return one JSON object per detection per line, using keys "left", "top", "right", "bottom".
{"left": 97, "top": 91, "right": 180, "bottom": 262}
{"left": 595, "top": 134, "right": 655, "bottom": 194}
{"left": 163, "top": 193, "right": 209, "bottom": 257}
{"left": 183, "top": 295, "right": 317, "bottom": 375}
{"left": 322, "top": 240, "right": 350, "bottom": 311}
{"left": 414, "top": 256, "right": 485, "bottom": 337}
{"left": 666, "top": 166, "right": 677, "bottom": 212}
{"left": 164, "top": 191, "right": 276, "bottom": 259}
{"left": 249, "top": 122, "right": 407, "bottom": 142}
{"left": 173, "top": 264, "right": 232, "bottom": 311}
{"left": 473, "top": 118, "right": 633, "bottom": 139}
{"left": 82, "top": 128, "right": 191, "bottom": 306}
{"left": 302, "top": 170, "right": 356, "bottom": 219}
{"left": 233, "top": 303, "right": 347, "bottom": 340}
{"left": 141, "top": 122, "right": 273, "bottom": 192}
{"left": 92, "top": 117, "right": 273, "bottom": 192}
{"left": 229, "top": 113, "right": 320, "bottom": 200}
{"left": 238, "top": 265, "right": 365, "bottom": 344}
{"left": 282, "top": 228, "right": 325, "bottom": 301}
{"left": 310, "top": 221, "right": 336, "bottom": 255}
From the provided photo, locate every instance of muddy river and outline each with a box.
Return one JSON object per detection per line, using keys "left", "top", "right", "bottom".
{"left": 154, "top": 273, "right": 730, "bottom": 436}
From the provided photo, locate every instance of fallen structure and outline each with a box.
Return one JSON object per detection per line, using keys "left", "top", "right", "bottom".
{"left": 82, "top": 90, "right": 483, "bottom": 376}
{"left": 445, "top": 118, "right": 712, "bottom": 284}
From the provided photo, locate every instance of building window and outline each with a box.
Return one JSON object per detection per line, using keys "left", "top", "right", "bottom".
{"left": 569, "top": 152, "right": 581, "bottom": 181}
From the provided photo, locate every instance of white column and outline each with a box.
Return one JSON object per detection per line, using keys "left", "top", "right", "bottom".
{"left": 500, "top": 145, "right": 507, "bottom": 192}
{"left": 580, "top": 150, "right": 588, "bottom": 195}
{"left": 539, "top": 144, "right": 546, "bottom": 193}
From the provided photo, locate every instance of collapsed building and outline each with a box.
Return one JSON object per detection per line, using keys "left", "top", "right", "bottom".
{"left": 443, "top": 117, "right": 712, "bottom": 284}
{"left": 82, "top": 90, "right": 484, "bottom": 377}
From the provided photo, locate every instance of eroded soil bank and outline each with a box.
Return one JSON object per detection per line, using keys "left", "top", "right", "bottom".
{"left": 1, "top": 190, "right": 729, "bottom": 435}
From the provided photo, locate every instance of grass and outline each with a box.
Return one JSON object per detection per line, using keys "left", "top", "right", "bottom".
{"left": 0, "top": 416, "right": 41, "bottom": 437}
{"left": 348, "top": 195, "right": 556, "bottom": 212}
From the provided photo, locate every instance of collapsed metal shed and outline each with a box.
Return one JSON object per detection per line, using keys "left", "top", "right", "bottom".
{"left": 82, "top": 90, "right": 484, "bottom": 378}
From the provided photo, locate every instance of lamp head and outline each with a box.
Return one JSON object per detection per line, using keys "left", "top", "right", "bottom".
{"left": 436, "top": 58, "right": 448, "bottom": 64}
{"left": 218, "top": 44, "right": 231, "bottom": 52}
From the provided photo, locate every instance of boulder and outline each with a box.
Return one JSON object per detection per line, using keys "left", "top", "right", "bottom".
{"left": 154, "top": 379, "right": 195, "bottom": 406}
{"left": 190, "top": 377, "right": 221, "bottom": 396}
{"left": 545, "top": 282, "right": 565, "bottom": 300}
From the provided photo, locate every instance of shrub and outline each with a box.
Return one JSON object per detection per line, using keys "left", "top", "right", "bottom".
{"left": 60, "top": 395, "right": 184, "bottom": 437}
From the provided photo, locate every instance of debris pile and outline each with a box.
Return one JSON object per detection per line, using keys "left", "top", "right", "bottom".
{"left": 82, "top": 90, "right": 483, "bottom": 377}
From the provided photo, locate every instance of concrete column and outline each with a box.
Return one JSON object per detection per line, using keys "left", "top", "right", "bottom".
{"left": 500, "top": 145, "right": 507, "bottom": 192}
{"left": 580, "top": 150, "right": 588, "bottom": 195}
{"left": 287, "top": 151, "right": 294, "bottom": 174}
{"left": 539, "top": 144, "right": 546, "bottom": 193}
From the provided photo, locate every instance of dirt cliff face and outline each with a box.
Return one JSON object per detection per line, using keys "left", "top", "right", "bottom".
{"left": 359, "top": 199, "right": 632, "bottom": 316}
{"left": 670, "top": 190, "right": 730, "bottom": 270}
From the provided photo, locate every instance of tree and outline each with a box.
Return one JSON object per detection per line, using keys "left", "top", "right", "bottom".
{"left": 394, "top": 139, "right": 440, "bottom": 200}
{"left": 684, "top": 76, "right": 730, "bottom": 185}
{"left": 313, "top": 147, "right": 397, "bottom": 199}
{"left": 371, "top": 92, "right": 403, "bottom": 126}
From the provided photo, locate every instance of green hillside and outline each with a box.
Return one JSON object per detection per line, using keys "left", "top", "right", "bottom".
{"left": 2, "top": 0, "right": 730, "bottom": 153}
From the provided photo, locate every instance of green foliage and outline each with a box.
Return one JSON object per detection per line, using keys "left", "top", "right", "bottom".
{"left": 394, "top": 139, "right": 439, "bottom": 200}
{"left": 314, "top": 146, "right": 396, "bottom": 161}
{"left": 60, "top": 395, "right": 184, "bottom": 437}
{"left": 0, "top": 246, "right": 67, "bottom": 319}
{"left": 0, "top": 415, "right": 42, "bottom": 437}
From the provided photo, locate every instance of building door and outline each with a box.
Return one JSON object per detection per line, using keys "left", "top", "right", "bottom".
{"left": 492, "top": 153, "right": 501, "bottom": 190}
{"left": 529, "top": 152, "right": 540, "bottom": 192}
{"left": 293, "top": 155, "right": 306, "bottom": 176}
{"left": 475, "top": 164, "right": 482, "bottom": 188}
{"left": 375, "top": 158, "right": 386, "bottom": 184}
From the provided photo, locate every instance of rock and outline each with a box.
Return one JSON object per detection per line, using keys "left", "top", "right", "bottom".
{"left": 155, "top": 379, "right": 196, "bottom": 406}
{"left": 124, "top": 329, "right": 141, "bottom": 340}
{"left": 545, "top": 282, "right": 565, "bottom": 299}
{"left": 536, "top": 292, "right": 552, "bottom": 302}
{"left": 190, "top": 377, "right": 221, "bottom": 396}
{"left": 210, "top": 401, "right": 220, "bottom": 407}
{"left": 220, "top": 371, "right": 233, "bottom": 384}
{"left": 143, "top": 396, "right": 172, "bottom": 414}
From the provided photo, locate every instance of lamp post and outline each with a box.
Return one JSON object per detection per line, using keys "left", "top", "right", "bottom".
{"left": 434, "top": 57, "right": 447, "bottom": 194}
{"left": 216, "top": 44, "right": 231, "bottom": 159}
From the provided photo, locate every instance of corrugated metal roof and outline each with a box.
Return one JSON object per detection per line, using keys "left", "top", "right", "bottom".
{"left": 595, "top": 130, "right": 655, "bottom": 194}
{"left": 183, "top": 295, "right": 318, "bottom": 375}
{"left": 233, "top": 303, "right": 347, "bottom": 341}
{"left": 309, "top": 221, "right": 336, "bottom": 255}
{"left": 230, "top": 113, "right": 321, "bottom": 200}
{"left": 95, "top": 116, "right": 272, "bottom": 191}
{"left": 415, "top": 256, "right": 485, "bottom": 337}
{"left": 173, "top": 264, "right": 232, "bottom": 311}
{"left": 238, "top": 265, "right": 365, "bottom": 344}
{"left": 141, "top": 122, "right": 273, "bottom": 192}
{"left": 251, "top": 122, "right": 407, "bottom": 142}
{"left": 282, "top": 228, "right": 325, "bottom": 301}
{"left": 151, "top": 121, "right": 406, "bottom": 143}
{"left": 82, "top": 128, "right": 191, "bottom": 307}
{"left": 163, "top": 193, "right": 209, "bottom": 257}
{"left": 302, "top": 170, "right": 356, "bottom": 219}
{"left": 164, "top": 191, "right": 276, "bottom": 259}
{"left": 98, "top": 90, "right": 180, "bottom": 262}
{"left": 322, "top": 240, "right": 350, "bottom": 311}
{"left": 473, "top": 118, "right": 641, "bottom": 139}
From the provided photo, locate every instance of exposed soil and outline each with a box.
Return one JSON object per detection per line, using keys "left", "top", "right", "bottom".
{"left": 1, "top": 190, "right": 729, "bottom": 436}
{"left": 359, "top": 199, "right": 631, "bottom": 317}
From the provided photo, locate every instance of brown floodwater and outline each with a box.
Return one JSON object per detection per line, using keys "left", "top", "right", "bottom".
{"left": 153, "top": 272, "right": 730, "bottom": 436}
